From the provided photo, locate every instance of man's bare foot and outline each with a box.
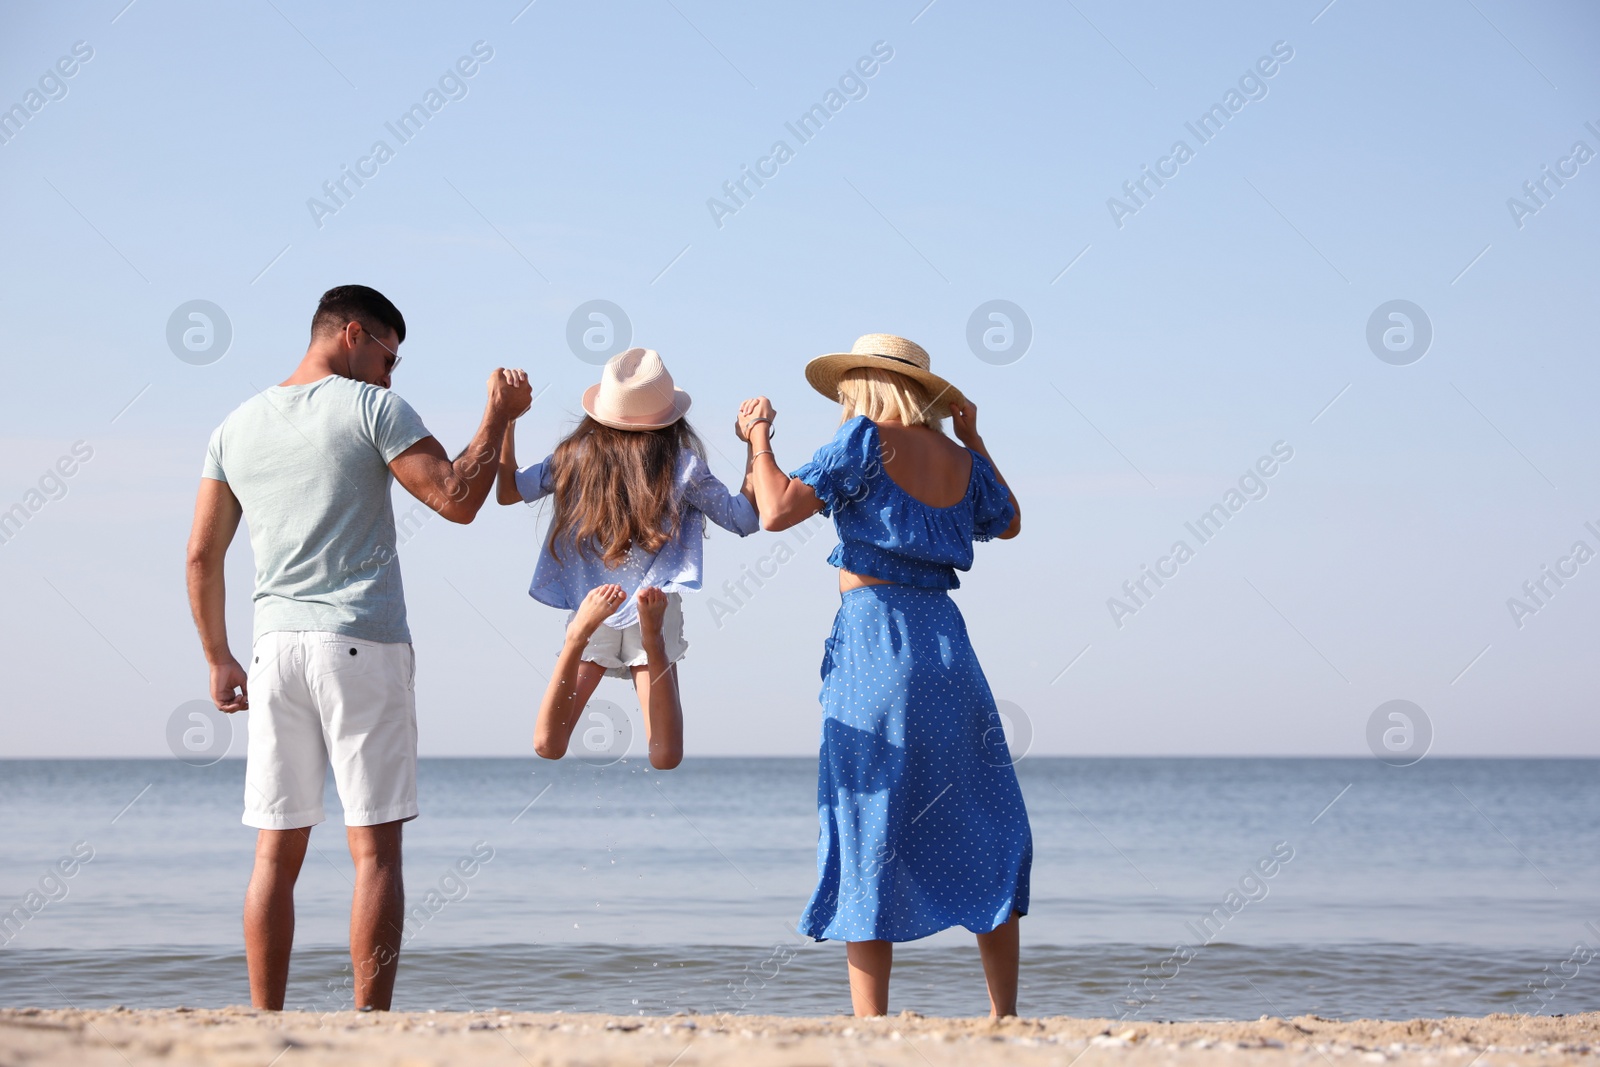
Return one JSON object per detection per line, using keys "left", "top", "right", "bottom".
{"left": 568, "top": 584, "right": 626, "bottom": 645}
{"left": 636, "top": 587, "right": 668, "bottom": 644}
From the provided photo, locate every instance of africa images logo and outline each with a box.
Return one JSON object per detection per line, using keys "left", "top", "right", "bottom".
{"left": 305, "top": 42, "right": 495, "bottom": 229}
{"left": 1106, "top": 41, "right": 1294, "bottom": 229}
{"left": 706, "top": 41, "right": 894, "bottom": 229}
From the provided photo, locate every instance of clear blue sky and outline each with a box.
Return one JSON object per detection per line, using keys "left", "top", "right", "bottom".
{"left": 2, "top": 0, "right": 1597, "bottom": 757}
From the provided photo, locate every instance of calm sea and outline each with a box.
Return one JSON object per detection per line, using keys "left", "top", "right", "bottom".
{"left": 1, "top": 757, "right": 1596, "bottom": 1020}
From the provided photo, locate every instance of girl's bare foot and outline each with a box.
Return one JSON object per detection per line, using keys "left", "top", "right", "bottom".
{"left": 636, "top": 587, "right": 667, "bottom": 643}
{"left": 568, "top": 584, "right": 626, "bottom": 645}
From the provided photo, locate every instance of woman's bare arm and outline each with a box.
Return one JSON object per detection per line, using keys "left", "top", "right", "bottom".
{"left": 951, "top": 399, "right": 1020, "bottom": 539}
{"left": 738, "top": 396, "right": 824, "bottom": 532}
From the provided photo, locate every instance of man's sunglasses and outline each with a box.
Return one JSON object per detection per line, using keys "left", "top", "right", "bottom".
{"left": 363, "top": 327, "right": 402, "bottom": 372}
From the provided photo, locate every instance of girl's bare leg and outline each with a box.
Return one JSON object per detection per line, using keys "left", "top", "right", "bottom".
{"left": 846, "top": 940, "right": 893, "bottom": 1016}
{"left": 975, "top": 912, "right": 1021, "bottom": 1017}
{"left": 534, "top": 585, "right": 623, "bottom": 759}
{"left": 631, "top": 587, "right": 683, "bottom": 770}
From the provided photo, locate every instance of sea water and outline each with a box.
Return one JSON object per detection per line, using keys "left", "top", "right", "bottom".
{"left": 1, "top": 757, "right": 1596, "bottom": 1020}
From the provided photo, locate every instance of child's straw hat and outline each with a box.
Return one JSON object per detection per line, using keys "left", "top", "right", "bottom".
{"left": 582, "top": 348, "right": 692, "bottom": 431}
{"left": 804, "top": 334, "right": 965, "bottom": 420}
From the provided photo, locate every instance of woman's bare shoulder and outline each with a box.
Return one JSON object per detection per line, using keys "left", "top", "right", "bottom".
{"left": 875, "top": 422, "right": 966, "bottom": 459}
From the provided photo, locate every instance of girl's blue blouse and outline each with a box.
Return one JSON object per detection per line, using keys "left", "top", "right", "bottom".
{"left": 514, "top": 449, "right": 758, "bottom": 628}
{"left": 790, "top": 416, "right": 1014, "bottom": 589}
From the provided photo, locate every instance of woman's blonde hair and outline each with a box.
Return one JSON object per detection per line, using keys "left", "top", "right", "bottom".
{"left": 835, "top": 368, "right": 943, "bottom": 430}
{"left": 545, "top": 417, "right": 705, "bottom": 567}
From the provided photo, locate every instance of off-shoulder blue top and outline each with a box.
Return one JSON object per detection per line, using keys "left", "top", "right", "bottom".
{"left": 790, "top": 416, "right": 1015, "bottom": 589}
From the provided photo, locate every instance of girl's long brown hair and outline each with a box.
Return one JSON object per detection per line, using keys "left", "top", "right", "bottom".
{"left": 545, "top": 417, "right": 705, "bottom": 567}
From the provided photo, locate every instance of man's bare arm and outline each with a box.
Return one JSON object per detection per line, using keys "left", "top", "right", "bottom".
{"left": 390, "top": 368, "right": 531, "bottom": 523}
{"left": 186, "top": 477, "right": 249, "bottom": 712}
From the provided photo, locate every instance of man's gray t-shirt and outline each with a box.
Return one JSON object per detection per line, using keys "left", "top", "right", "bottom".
{"left": 202, "top": 376, "right": 431, "bottom": 644}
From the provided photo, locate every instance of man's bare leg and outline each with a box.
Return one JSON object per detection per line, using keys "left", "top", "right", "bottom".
{"left": 846, "top": 939, "right": 893, "bottom": 1016}
{"left": 535, "top": 584, "right": 623, "bottom": 759}
{"left": 632, "top": 587, "right": 683, "bottom": 770}
{"left": 975, "top": 912, "right": 1021, "bottom": 1018}
{"left": 347, "top": 821, "right": 405, "bottom": 1011}
{"left": 244, "top": 827, "right": 310, "bottom": 1010}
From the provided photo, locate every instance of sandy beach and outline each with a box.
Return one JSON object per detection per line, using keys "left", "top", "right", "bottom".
{"left": 2, "top": 1008, "right": 1595, "bottom": 1066}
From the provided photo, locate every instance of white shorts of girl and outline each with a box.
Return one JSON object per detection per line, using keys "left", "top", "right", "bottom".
{"left": 570, "top": 592, "right": 688, "bottom": 680}
{"left": 243, "top": 631, "right": 418, "bottom": 830}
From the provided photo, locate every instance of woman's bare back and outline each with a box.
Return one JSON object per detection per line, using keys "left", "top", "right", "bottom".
{"left": 875, "top": 421, "right": 973, "bottom": 508}
{"left": 838, "top": 421, "right": 973, "bottom": 592}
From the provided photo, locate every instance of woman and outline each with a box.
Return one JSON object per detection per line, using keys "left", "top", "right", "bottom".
{"left": 738, "top": 333, "right": 1031, "bottom": 1018}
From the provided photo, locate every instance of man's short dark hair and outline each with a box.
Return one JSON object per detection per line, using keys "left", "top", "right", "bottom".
{"left": 311, "top": 285, "right": 406, "bottom": 344}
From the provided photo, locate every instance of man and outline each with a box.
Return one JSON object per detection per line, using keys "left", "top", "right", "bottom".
{"left": 185, "top": 285, "right": 531, "bottom": 1011}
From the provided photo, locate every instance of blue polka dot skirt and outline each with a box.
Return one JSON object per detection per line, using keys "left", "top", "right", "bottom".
{"left": 798, "top": 585, "right": 1032, "bottom": 943}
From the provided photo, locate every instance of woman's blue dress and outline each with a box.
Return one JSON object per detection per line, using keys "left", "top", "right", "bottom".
{"left": 791, "top": 417, "right": 1032, "bottom": 942}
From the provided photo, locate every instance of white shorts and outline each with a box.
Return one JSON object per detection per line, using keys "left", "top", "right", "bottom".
{"left": 243, "top": 631, "right": 418, "bottom": 830}
{"left": 569, "top": 592, "right": 689, "bottom": 680}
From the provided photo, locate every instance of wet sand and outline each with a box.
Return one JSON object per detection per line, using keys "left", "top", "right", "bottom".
{"left": 2, "top": 1007, "right": 1597, "bottom": 1066}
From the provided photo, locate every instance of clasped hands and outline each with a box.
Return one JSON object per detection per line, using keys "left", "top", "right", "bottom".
{"left": 735, "top": 396, "right": 776, "bottom": 443}
{"left": 489, "top": 368, "right": 534, "bottom": 421}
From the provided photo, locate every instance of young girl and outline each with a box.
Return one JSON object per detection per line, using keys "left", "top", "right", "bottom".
{"left": 497, "top": 347, "right": 759, "bottom": 769}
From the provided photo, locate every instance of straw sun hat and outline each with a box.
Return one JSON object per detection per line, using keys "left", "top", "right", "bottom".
{"left": 804, "top": 334, "right": 966, "bottom": 420}
{"left": 582, "top": 348, "right": 692, "bottom": 431}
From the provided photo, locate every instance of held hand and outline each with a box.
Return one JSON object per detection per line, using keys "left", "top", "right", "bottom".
{"left": 950, "top": 398, "right": 981, "bottom": 448}
{"left": 211, "top": 657, "right": 249, "bottom": 713}
{"left": 488, "top": 368, "right": 534, "bottom": 421}
{"left": 736, "top": 396, "right": 776, "bottom": 442}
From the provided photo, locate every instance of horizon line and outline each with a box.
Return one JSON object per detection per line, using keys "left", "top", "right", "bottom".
{"left": 3, "top": 753, "right": 1597, "bottom": 762}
